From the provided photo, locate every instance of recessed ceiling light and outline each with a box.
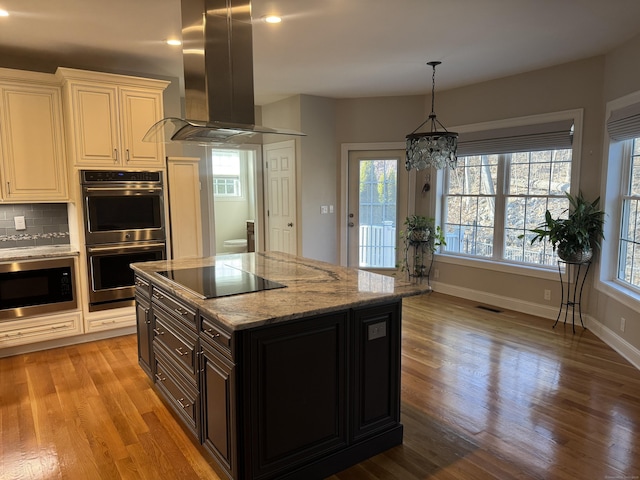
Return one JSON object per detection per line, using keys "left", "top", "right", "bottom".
{"left": 0, "top": 9, "right": 9, "bottom": 17}
{"left": 166, "top": 39, "right": 182, "bottom": 46}
{"left": 263, "top": 15, "right": 282, "bottom": 24}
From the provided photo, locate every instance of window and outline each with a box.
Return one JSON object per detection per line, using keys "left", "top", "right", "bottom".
{"left": 441, "top": 115, "right": 577, "bottom": 268}
{"left": 618, "top": 137, "right": 640, "bottom": 289}
{"left": 212, "top": 150, "right": 243, "bottom": 198}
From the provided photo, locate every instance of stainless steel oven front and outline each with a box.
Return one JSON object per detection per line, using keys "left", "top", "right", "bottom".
{"left": 81, "top": 170, "right": 166, "bottom": 245}
{"left": 0, "top": 257, "right": 77, "bottom": 320}
{"left": 86, "top": 241, "right": 165, "bottom": 311}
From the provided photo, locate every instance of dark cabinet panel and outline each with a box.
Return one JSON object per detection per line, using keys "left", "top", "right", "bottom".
{"left": 135, "top": 293, "right": 152, "bottom": 377}
{"left": 201, "top": 341, "right": 237, "bottom": 478}
{"left": 154, "top": 351, "right": 200, "bottom": 440}
{"left": 153, "top": 307, "right": 198, "bottom": 385}
{"left": 246, "top": 312, "right": 348, "bottom": 479}
{"left": 351, "top": 302, "right": 401, "bottom": 441}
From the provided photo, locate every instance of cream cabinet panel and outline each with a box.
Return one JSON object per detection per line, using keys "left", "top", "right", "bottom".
{"left": 0, "top": 311, "right": 83, "bottom": 349}
{"left": 0, "top": 84, "right": 69, "bottom": 201}
{"left": 167, "top": 157, "right": 203, "bottom": 259}
{"left": 120, "top": 88, "right": 165, "bottom": 167}
{"left": 57, "top": 68, "right": 168, "bottom": 169}
{"left": 68, "top": 83, "right": 120, "bottom": 165}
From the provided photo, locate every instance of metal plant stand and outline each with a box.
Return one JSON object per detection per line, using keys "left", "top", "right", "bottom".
{"left": 554, "top": 260, "right": 591, "bottom": 333}
{"left": 404, "top": 240, "right": 434, "bottom": 292}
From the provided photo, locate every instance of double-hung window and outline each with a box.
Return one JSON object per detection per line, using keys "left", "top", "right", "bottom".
{"left": 442, "top": 115, "right": 577, "bottom": 268}
{"left": 212, "top": 149, "right": 243, "bottom": 198}
{"left": 606, "top": 100, "right": 640, "bottom": 294}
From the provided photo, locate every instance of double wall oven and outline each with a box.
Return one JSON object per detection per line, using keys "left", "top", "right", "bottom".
{"left": 82, "top": 170, "right": 166, "bottom": 311}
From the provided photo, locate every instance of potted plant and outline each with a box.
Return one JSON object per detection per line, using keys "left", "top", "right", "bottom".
{"left": 399, "top": 215, "right": 446, "bottom": 279}
{"left": 525, "top": 191, "right": 605, "bottom": 263}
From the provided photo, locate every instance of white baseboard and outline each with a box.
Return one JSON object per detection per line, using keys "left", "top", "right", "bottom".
{"left": 431, "top": 281, "right": 640, "bottom": 371}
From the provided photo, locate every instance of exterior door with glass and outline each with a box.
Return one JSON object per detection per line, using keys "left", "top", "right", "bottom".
{"left": 347, "top": 150, "right": 408, "bottom": 269}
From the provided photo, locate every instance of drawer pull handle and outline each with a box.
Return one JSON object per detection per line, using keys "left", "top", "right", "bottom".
{"left": 175, "top": 307, "right": 188, "bottom": 316}
{"left": 153, "top": 292, "right": 165, "bottom": 300}
{"left": 206, "top": 328, "right": 221, "bottom": 338}
{"left": 153, "top": 328, "right": 164, "bottom": 336}
{"left": 175, "top": 347, "right": 189, "bottom": 357}
{"left": 155, "top": 373, "right": 166, "bottom": 382}
{"left": 177, "top": 398, "right": 191, "bottom": 409}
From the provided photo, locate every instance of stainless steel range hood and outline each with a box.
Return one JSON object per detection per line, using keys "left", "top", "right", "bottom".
{"left": 144, "top": 0, "right": 304, "bottom": 144}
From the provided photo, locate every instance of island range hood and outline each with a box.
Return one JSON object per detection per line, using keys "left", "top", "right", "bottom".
{"left": 143, "top": 0, "right": 304, "bottom": 144}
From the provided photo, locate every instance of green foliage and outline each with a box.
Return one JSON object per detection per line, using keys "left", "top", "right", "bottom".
{"left": 523, "top": 191, "right": 605, "bottom": 260}
{"left": 398, "top": 215, "right": 446, "bottom": 276}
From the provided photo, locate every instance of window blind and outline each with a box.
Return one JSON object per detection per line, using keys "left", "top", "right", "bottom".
{"left": 607, "top": 102, "right": 640, "bottom": 141}
{"left": 457, "top": 119, "right": 574, "bottom": 156}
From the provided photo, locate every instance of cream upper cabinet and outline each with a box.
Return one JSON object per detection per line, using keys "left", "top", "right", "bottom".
{"left": 56, "top": 68, "right": 169, "bottom": 168}
{"left": 0, "top": 70, "right": 69, "bottom": 202}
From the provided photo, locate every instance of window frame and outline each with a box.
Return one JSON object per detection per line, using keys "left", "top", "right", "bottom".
{"left": 211, "top": 149, "right": 248, "bottom": 202}
{"left": 598, "top": 89, "right": 640, "bottom": 310}
{"left": 433, "top": 109, "right": 583, "bottom": 281}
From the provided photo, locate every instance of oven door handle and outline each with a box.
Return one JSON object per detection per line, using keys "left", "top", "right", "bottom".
{"left": 83, "top": 187, "right": 161, "bottom": 193}
{"left": 87, "top": 242, "right": 166, "bottom": 253}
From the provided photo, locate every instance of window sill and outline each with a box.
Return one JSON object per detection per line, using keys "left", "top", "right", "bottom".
{"left": 434, "top": 253, "right": 560, "bottom": 281}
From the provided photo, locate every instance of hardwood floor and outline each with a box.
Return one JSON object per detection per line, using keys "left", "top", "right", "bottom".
{"left": 2, "top": 292, "right": 639, "bottom": 479}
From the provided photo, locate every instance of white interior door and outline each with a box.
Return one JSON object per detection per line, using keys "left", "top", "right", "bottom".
{"left": 264, "top": 140, "right": 297, "bottom": 254}
{"left": 347, "top": 150, "right": 408, "bottom": 269}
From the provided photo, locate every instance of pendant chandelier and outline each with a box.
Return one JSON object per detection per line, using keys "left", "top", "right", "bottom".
{"left": 405, "top": 61, "right": 458, "bottom": 171}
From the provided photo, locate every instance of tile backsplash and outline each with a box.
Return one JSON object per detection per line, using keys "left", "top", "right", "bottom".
{"left": 0, "top": 204, "right": 70, "bottom": 248}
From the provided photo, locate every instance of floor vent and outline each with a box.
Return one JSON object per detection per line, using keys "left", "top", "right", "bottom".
{"left": 476, "top": 305, "right": 503, "bottom": 313}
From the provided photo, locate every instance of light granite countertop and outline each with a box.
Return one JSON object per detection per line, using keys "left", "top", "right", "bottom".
{"left": 0, "top": 245, "right": 80, "bottom": 262}
{"left": 131, "top": 251, "right": 429, "bottom": 331}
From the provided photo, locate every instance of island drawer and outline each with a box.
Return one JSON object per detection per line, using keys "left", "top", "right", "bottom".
{"left": 201, "top": 314, "right": 232, "bottom": 356}
{"left": 152, "top": 286, "right": 197, "bottom": 331}
{"left": 154, "top": 353, "right": 200, "bottom": 441}
{"left": 153, "top": 307, "right": 198, "bottom": 385}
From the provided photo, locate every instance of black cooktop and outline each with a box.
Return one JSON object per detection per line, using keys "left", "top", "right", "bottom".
{"left": 157, "top": 264, "right": 286, "bottom": 299}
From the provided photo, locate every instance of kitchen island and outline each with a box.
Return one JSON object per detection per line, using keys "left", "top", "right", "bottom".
{"left": 131, "top": 252, "right": 428, "bottom": 480}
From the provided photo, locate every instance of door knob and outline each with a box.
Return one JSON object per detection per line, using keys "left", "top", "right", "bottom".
{"left": 287, "top": 222, "right": 293, "bottom": 227}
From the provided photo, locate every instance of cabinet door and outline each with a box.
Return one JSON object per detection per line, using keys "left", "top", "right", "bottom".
{"left": 351, "top": 301, "right": 401, "bottom": 441}
{"left": 68, "top": 83, "right": 120, "bottom": 166}
{"left": 119, "top": 88, "right": 165, "bottom": 167}
{"left": 0, "top": 85, "right": 69, "bottom": 201}
{"left": 201, "top": 341, "right": 237, "bottom": 479}
{"left": 135, "top": 293, "right": 152, "bottom": 378}
{"left": 246, "top": 312, "right": 348, "bottom": 479}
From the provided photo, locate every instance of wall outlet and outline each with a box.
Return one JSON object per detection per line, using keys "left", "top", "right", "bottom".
{"left": 433, "top": 268, "right": 439, "bottom": 280}
{"left": 14, "top": 215, "right": 26, "bottom": 231}
{"left": 544, "top": 289, "right": 551, "bottom": 301}
{"left": 621, "top": 317, "right": 626, "bottom": 332}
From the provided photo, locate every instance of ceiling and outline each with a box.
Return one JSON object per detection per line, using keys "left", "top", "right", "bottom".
{"left": 1, "top": 0, "right": 640, "bottom": 105}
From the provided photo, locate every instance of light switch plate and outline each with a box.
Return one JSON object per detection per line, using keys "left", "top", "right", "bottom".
{"left": 14, "top": 215, "right": 26, "bottom": 231}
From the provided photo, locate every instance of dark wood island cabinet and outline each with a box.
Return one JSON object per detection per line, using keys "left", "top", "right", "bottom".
{"left": 132, "top": 252, "right": 427, "bottom": 480}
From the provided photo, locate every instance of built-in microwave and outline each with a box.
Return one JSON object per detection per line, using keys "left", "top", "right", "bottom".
{"left": 81, "top": 170, "right": 165, "bottom": 245}
{"left": 0, "top": 257, "right": 77, "bottom": 320}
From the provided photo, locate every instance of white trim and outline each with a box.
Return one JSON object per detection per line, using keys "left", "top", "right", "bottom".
{"left": 588, "top": 314, "right": 640, "bottom": 371}
{"left": 339, "top": 142, "right": 407, "bottom": 266}
{"left": 596, "top": 90, "right": 640, "bottom": 312}
{"left": 435, "top": 253, "right": 561, "bottom": 281}
{"left": 431, "top": 280, "right": 561, "bottom": 320}
{"left": 432, "top": 280, "right": 640, "bottom": 371}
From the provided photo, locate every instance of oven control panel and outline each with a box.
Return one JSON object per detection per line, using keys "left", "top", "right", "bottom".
{"left": 81, "top": 170, "right": 162, "bottom": 183}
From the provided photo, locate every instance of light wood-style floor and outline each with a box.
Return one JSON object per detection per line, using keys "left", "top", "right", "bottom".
{"left": 2, "top": 293, "right": 639, "bottom": 479}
